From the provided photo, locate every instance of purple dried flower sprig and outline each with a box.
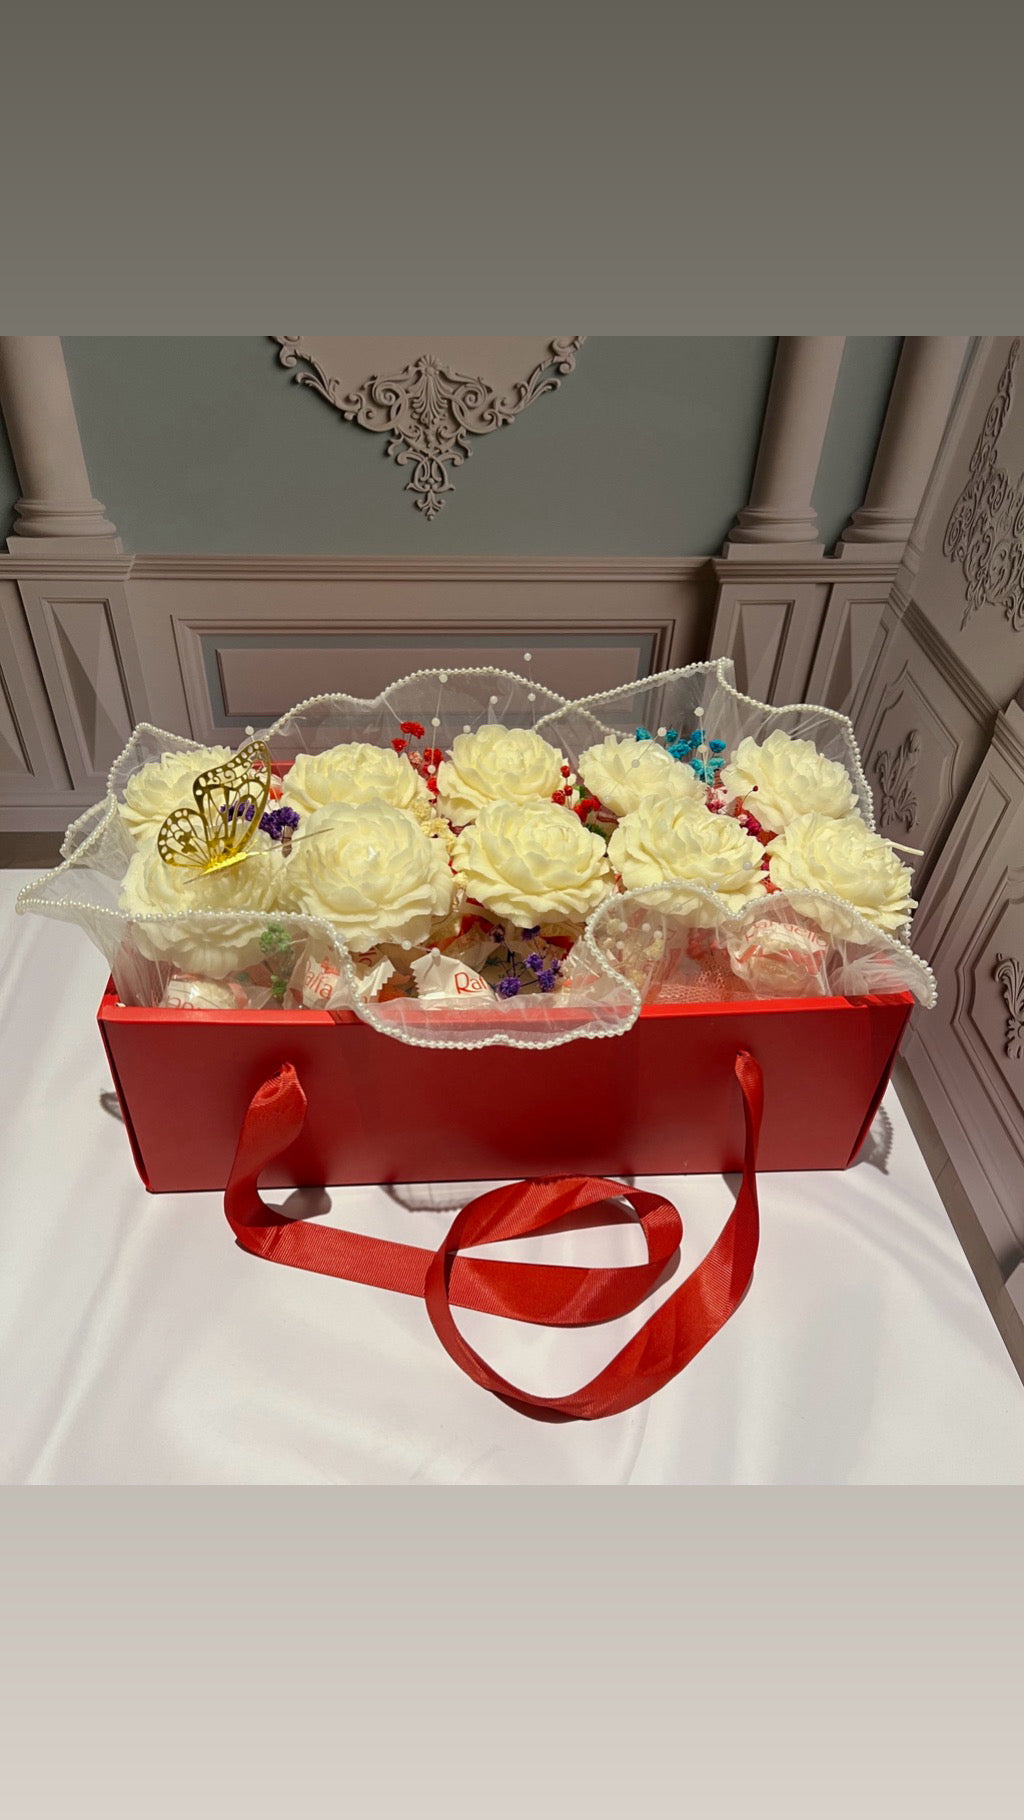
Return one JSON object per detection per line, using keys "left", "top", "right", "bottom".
{"left": 219, "top": 802, "right": 300, "bottom": 842}
{"left": 260, "top": 805, "right": 300, "bottom": 842}
{"left": 525, "top": 950, "right": 563, "bottom": 992}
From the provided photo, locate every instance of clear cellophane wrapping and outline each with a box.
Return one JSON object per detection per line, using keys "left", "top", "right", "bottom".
{"left": 17, "top": 661, "right": 936, "bottom": 1049}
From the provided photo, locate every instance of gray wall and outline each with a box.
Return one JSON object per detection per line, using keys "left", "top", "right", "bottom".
{"left": 60, "top": 336, "right": 776, "bottom": 555}
{"left": 0, "top": 337, "right": 900, "bottom": 556}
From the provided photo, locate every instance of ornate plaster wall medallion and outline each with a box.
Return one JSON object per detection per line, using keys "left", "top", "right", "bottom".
{"left": 273, "top": 336, "right": 585, "bottom": 520}
{"left": 995, "top": 952, "right": 1024, "bottom": 1061}
{"left": 874, "top": 728, "right": 921, "bottom": 832}
{"left": 943, "top": 339, "right": 1024, "bottom": 633}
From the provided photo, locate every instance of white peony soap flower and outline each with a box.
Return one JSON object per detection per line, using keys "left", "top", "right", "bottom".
{"left": 436, "top": 724, "right": 565, "bottom": 824}
{"left": 119, "top": 745, "right": 233, "bottom": 840}
{"left": 452, "top": 799, "right": 615, "bottom": 924}
{"left": 718, "top": 729, "right": 857, "bottom": 833}
{"left": 280, "top": 800, "right": 454, "bottom": 952}
{"left": 766, "top": 812, "right": 916, "bottom": 937}
{"left": 282, "top": 743, "right": 428, "bottom": 816}
{"left": 608, "top": 799, "right": 767, "bottom": 919}
{"left": 577, "top": 734, "right": 705, "bottom": 818}
{"left": 119, "top": 830, "right": 286, "bottom": 976}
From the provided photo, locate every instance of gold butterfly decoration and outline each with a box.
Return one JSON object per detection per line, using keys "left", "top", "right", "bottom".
{"left": 157, "top": 740, "right": 272, "bottom": 876}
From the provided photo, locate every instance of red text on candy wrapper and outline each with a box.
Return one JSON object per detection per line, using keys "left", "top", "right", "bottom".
{"left": 305, "top": 959, "right": 340, "bottom": 1005}
{"left": 453, "top": 970, "right": 487, "bottom": 996}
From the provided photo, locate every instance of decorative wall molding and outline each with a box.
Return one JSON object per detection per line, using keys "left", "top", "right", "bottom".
{"left": 136, "top": 562, "right": 712, "bottom": 745}
{"left": 943, "top": 338, "right": 1024, "bottom": 634}
{"left": 902, "top": 700, "right": 1024, "bottom": 1278}
{"left": 0, "top": 580, "right": 72, "bottom": 805}
{"left": 710, "top": 557, "right": 897, "bottom": 584}
{"left": 708, "top": 581, "right": 829, "bottom": 705}
{"left": 0, "top": 554, "right": 133, "bottom": 582}
{"left": 709, "top": 554, "right": 901, "bottom": 709}
{"left": 803, "top": 577, "right": 895, "bottom": 714}
{"left": 875, "top": 729, "right": 921, "bottom": 831}
{"left": 898, "top": 339, "right": 986, "bottom": 586}
{"left": 126, "top": 553, "right": 710, "bottom": 583}
{"left": 995, "top": 953, "right": 1024, "bottom": 1061}
{"left": 896, "top": 596, "right": 997, "bottom": 727}
{"left": 848, "top": 596, "right": 997, "bottom": 889}
{"left": 0, "top": 553, "right": 712, "bottom": 585}
{"left": 273, "top": 336, "right": 585, "bottom": 520}
{"left": 0, "top": 551, "right": 714, "bottom": 827}
{"left": 13, "top": 576, "right": 149, "bottom": 794}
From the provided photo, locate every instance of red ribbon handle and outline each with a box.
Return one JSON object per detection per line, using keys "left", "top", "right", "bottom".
{"left": 224, "top": 1049, "right": 764, "bottom": 1420}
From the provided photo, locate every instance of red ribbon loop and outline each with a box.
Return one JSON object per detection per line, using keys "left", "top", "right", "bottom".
{"left": 224, "top": 1050, "right": 763, "bottom": 1419}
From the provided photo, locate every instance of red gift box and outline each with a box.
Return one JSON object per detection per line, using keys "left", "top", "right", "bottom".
{"left": 98, "top": 985, "right": 912, "bottom": 1193}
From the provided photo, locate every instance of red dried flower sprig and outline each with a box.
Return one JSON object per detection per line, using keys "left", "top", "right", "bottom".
{"left": 392, "top": 721, "right": 442, "bottom": 796}
{"left": 550, "top": 765, "right": 607, "bottom": 829}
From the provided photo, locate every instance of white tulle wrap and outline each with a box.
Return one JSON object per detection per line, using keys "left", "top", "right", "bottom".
{"left": 16, "top": 661, "right": 936, "bottom": 1049}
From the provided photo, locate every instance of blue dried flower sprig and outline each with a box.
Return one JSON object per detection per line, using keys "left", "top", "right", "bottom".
{"left": 634, "top": 724, "right": 727, "bottom": 781}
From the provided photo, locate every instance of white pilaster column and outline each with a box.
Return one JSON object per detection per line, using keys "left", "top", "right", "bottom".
{"left": 0, "top": 336, "right": 120, "bottom": 550}
{"left": 837, "top": 336, "right": 969, "bottom": 560}
{"left": 723, "top": 336, "right": 845, "bottom": 558}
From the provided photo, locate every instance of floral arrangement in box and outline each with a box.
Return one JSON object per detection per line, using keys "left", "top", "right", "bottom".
{"left": 18, "top": 661, "right": 936, "bottom": 1044}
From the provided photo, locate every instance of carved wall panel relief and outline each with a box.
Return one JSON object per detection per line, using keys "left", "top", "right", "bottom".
{"left": 874, "top": 729, "right": 920, "bottom": 831}
{"left": 954, "top": 858, "right": 1024, "bottom": 1105}
{"left": 995, "top": 954, "right": 1024, "bottom": 1061}
{"left": 273, "top": 337, "right": 585, "bottom": 520}
{"left": 943, "top": 338, "right": 1024, "bottom": 633}
{"left": 850, "top": 599, "right": 994, "bottom": 885}
{"left": 902, "top": 705, "right": 1024, "bottom": 1272}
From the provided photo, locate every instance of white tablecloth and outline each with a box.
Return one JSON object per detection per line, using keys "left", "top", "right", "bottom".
{"left": 2, "top": 868, "right": 1022, "bottom": 1484}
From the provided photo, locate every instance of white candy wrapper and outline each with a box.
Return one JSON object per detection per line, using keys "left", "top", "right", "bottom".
{"left": 356, "top": 956, "right": 397, "bottom": 1002}
{"left": 410, "top": 949, "right": 491, "bottom": 1004}
{"left": 723, "top": 914, "right": 831, "bottom": 999}
{"left": 160, "top": 974, "right": 250, "bottom": 1011}
{"left": 300, "top": 950, "right": 348, "bottom": 1010}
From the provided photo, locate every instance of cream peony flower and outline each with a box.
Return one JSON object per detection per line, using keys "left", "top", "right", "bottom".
{"left": 452, "top": 800, "right": 614, "bottom": 924}
{"left": 608, "top": 800, "right": 767, "bottom": 918}
{"left": 436, "top": 724, "right": 565, "bottom": 824}
{"left": 280, "top": 800, "right": 454, "bottom": 952}
{"left": 718, "top": 729, "right": 857, "bottom": 833}
{"left": 766, "top": 812, "right": 916, "bottom": 937}
{"left": 119, "top": 745, "right": 233, "bottom": 840}
{"left": 578, "top": 735, "right": 705, "bottom": 818}
{"left": 119, "top": 831, "right": 286, "bottom": 976}
{"left": 282, "top": 743, "right": 427, "bottom": 816}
